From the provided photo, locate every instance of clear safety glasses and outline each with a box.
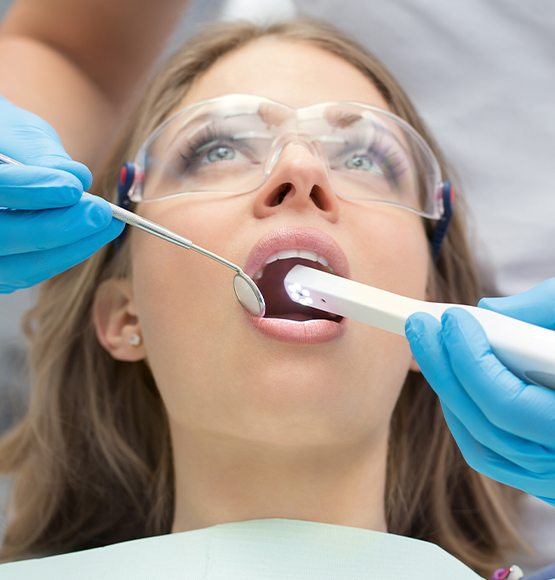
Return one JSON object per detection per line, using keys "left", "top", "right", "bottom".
{"left": 127, "top": 94, "right": 445, "bottom": 220}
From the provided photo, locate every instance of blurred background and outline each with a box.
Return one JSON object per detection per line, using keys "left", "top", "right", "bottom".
{"left": 0, "top": 0, "right": 554, "bottom": 571}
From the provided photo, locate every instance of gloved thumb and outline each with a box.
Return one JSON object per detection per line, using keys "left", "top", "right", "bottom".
{"left": 478, "top": 278, "right": 555, "bottom": 330}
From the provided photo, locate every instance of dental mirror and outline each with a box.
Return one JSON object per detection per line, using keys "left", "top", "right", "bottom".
{"left": 233, "top": 273, "right": 266, "bottom": 317}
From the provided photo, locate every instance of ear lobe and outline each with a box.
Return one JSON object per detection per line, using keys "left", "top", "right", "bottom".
{"left": 93, "top": 279, "right": 146, "bottom": 361}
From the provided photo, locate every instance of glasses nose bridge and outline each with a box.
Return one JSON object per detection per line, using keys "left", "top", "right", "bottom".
{"left": 265, "top": 131, "right": 327, "bottom": 177}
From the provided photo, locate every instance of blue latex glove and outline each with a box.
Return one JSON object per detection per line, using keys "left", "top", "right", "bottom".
{"left": 405, "top": 279, "right": 555, "bottom": 506}
{"left": 0, "top": 96, "right": 124, "bottom": 293}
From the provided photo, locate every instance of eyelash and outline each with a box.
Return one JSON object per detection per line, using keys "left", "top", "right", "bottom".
{"left": 179, "top": 125, "right": 237, "bottom": 169}
{"left": 345, "top": 133, "right": 407, "bottom": 184}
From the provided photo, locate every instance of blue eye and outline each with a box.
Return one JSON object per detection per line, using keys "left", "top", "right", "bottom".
{"left": 345, "top": 153, "right": 383, "bottom": 174}
{"left": 206, "top": 145, "right": 236, "bottom": 163}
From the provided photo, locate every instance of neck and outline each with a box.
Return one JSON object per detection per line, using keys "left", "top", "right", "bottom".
{"left": 170, "top": 425, "right": 388, "bottom": 534}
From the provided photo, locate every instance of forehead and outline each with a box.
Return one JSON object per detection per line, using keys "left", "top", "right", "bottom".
{"left": 180, "top": 37, "right": 391, "bottom": 112}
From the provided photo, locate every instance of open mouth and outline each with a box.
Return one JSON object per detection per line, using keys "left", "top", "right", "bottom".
{"left": 243, "top": 227, "right": 350, "bottom": 344}
{"left": 254, "top": 254, "right": 343, "bottom": 323}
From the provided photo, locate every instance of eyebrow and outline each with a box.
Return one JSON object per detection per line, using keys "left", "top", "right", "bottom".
{"left": 165, "top": 112, "right": 215, "bottom": 150}
{"left": 158, "top": 104, "right": 291, "bottom": 155}
{"left": 323, "top": 107, "right": 363, "bottom": 128}
{"left": 257, "top": 103, "right": 292, "bottom": 127}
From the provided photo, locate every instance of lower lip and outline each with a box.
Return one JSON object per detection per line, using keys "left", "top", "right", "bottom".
{"left": 246, "top": 313, "right": 347, "bottom": 344}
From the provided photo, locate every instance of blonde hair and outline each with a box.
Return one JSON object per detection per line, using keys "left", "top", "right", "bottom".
{"left": 0, "top": 18, "right": 526, "bottom": 576}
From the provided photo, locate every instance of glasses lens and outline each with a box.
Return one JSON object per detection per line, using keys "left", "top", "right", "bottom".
{"left": 313, "top": 105, "right": 438, "bottom": 216}
{"left": 140, "top": 109, "right": 275, "bottom": 200}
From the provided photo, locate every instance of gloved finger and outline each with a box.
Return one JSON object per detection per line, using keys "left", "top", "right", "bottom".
{"left": 0, "top": 97, "right": 92, "bottom": 190}
{"left": 478, "top": 278, "right": 555, "bottom": 330}
{"left": 442, "top": 308, "right": 555, "bottom": 447}
{"left": 406, "top": 312, "right": 550, "bottom": 473}
{"left": 407, "top": 311, "right": 463, "bottom": 386}
{"left": 21, "top": 156, "right": 92, "bottom": 192}
{"left": 0, "top": 219, "right": 125, "bottom": 292}
{"left": 0, "top": 164, "right": 84, "bottom": 209}
{"left": 442, "top": 405, "right": 555, "bottom": 501}
{"left": 0, "top": 194, "right": 115, "bottom": 255}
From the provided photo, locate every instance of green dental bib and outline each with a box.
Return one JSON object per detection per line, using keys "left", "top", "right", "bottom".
{"left": 0, "top": 518, "right": 483, "bottom": 579}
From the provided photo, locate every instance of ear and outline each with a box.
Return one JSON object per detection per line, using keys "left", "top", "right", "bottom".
{"left": 92, "top": 278, "right": 146, "bottom": 361}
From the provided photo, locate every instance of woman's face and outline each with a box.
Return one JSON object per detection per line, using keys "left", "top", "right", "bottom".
{"left": 104, "top": 38, "right": 430, "bottom": 447}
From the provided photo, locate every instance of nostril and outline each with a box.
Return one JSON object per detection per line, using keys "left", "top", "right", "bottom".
{"left": 270, "top": 183, "right": 293, "bottom": 206}
{"left": 309, "top": 185, "right": 330, "bottom": 211}
{"left": 266, "top": 183, "right": 332, "bottom": 211}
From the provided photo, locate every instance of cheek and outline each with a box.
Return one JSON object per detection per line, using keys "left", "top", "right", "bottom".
{"left": 339, "top": 207, "right": 429, "bottom": 407}
{"left": 348, "top": 207, "right": 429, "bottom": 298}
{"left": 127, "top": 200, "right": 242, "bottom": 407}
{"left": 130, "top": 197, "right": 238, "bottom": 315}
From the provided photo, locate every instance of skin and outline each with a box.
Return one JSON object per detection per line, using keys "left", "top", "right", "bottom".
{"left": 94, "top": 37, "right": 430, "bottom": 534}
{"left": 0, "top": 0, "right": 188, "bottom": 171}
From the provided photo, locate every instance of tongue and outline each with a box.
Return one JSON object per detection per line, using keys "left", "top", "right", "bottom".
{"left": 256, "top": 258, "right": 341, "bottom": 322}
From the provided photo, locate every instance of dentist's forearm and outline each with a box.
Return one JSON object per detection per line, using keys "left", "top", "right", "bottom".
{"left": 0, "top": 0, "right": 188, "bottom": 171}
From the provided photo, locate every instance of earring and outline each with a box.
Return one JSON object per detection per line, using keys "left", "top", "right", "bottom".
{"left": 129, "top": 333, "right": 142, "bottom": 347}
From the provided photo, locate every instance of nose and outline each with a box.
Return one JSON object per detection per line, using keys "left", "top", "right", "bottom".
{"left": 252, "top": 141, "right": 340, "bottom": 222}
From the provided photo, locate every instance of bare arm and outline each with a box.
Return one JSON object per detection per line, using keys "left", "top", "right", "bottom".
{"left": 0, "top": 0, "right": 188, "bottom": 171}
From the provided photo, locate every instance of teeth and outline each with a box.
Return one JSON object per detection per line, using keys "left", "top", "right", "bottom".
{"left": 278, "top": 249, "right": 299, "bottom": 260}
{"left": 317, "top": 256, "right": 329, "bottom": 269}
{"left": 255, "top": 249, "right": 335, "bottom": 280}
{"left": 298, "top": 250, "right": 318, "bottom": 262}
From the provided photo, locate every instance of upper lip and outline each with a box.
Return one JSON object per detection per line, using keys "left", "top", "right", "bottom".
{"left": 244, "top": 226, "right": 351, "bottom": 281}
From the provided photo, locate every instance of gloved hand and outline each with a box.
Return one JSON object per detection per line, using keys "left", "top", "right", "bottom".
{"left": 0, "top": 96, "right": 124, "bottom": 293}
{"left": 405, "top": 279, "right": 555, "bottom": 506}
